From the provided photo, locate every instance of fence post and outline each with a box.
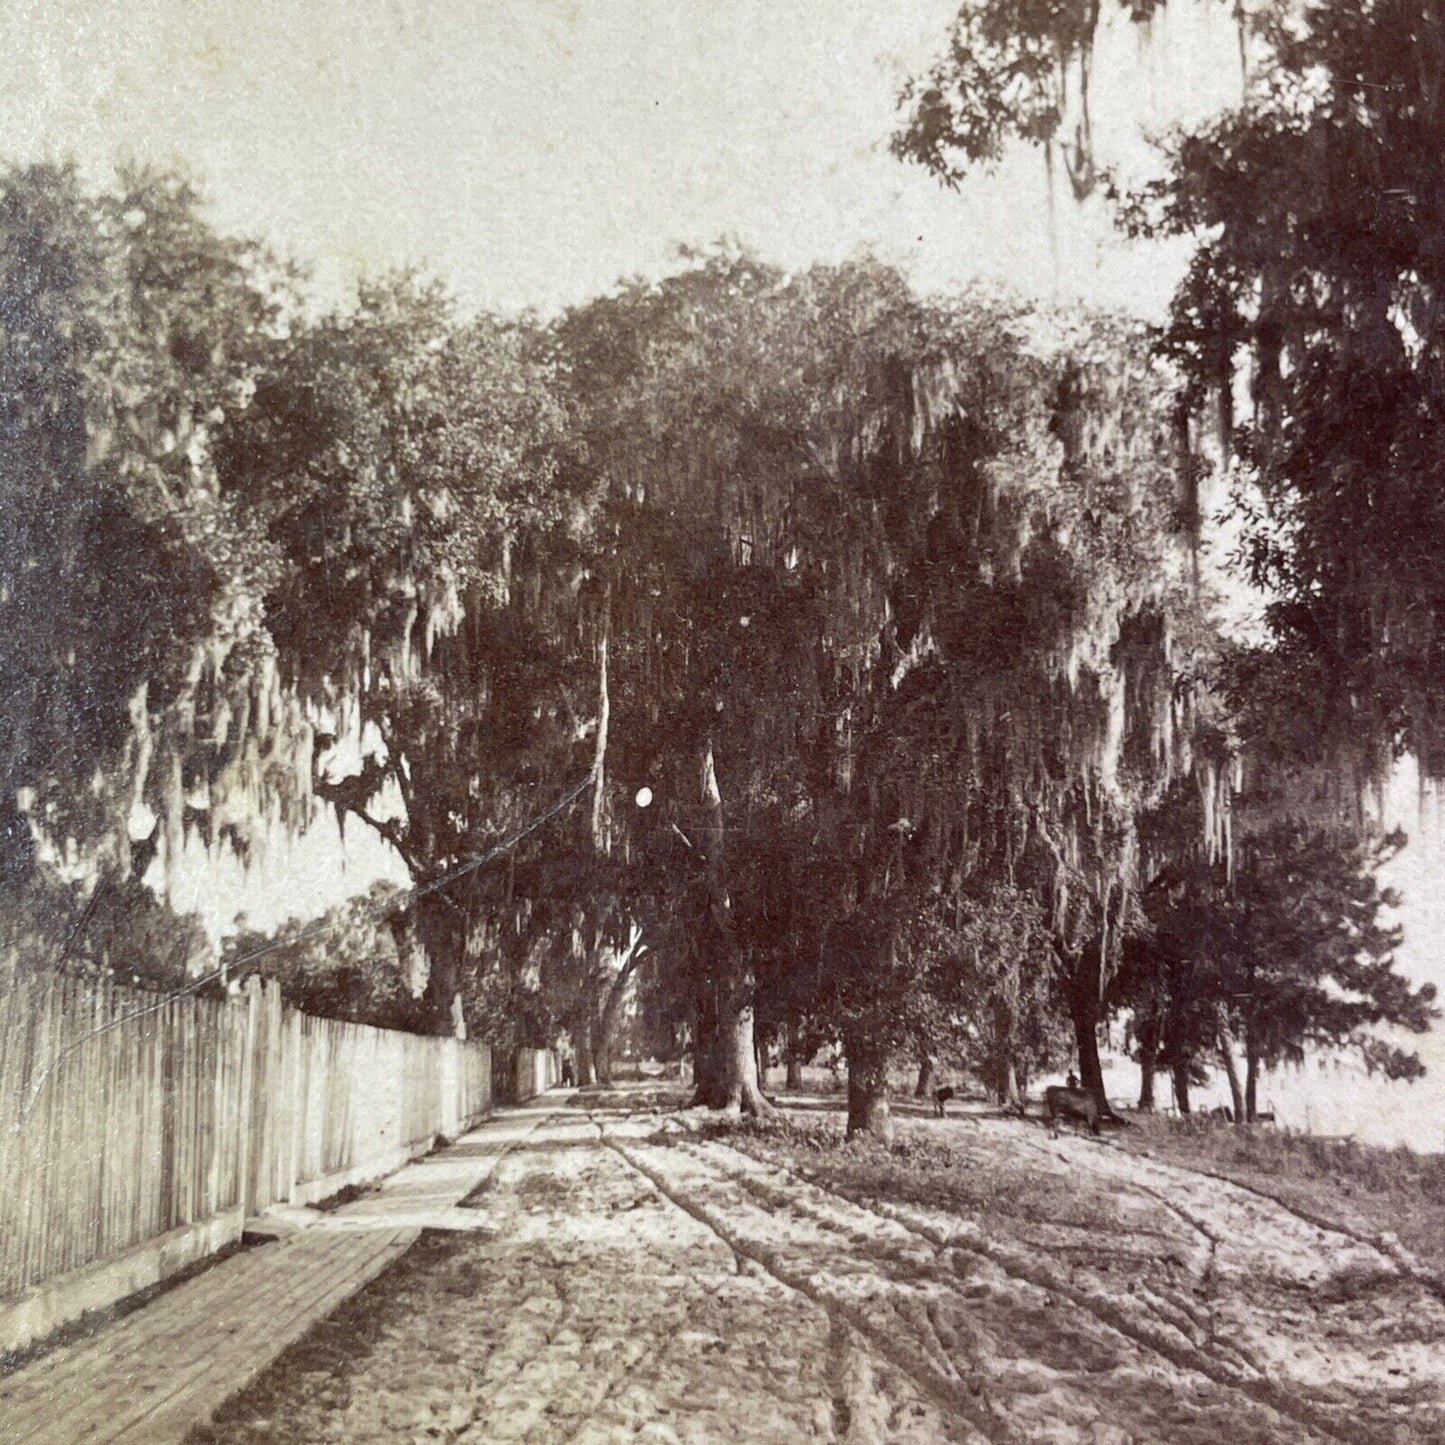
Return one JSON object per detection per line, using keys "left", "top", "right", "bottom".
{"left": 235, "top": 977, "right": 259, "bottom": 1218}
{"left": 286, "top": 1007, "right": 304, "bottom": 1204}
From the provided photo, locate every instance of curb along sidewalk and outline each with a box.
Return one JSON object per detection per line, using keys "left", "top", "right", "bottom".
{"left": 0, "top": 1094, "right": 573, "bottom": 1445}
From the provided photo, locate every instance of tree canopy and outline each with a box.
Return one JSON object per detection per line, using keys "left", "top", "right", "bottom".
{"left": 900, "top": 0, "right": 1445, "bottom": 792}
{"left": 4, "top": 127, "right": 1435, "bottom": 1130}
{"left": 0, "top": 163, "right": 298, "bottom": 990}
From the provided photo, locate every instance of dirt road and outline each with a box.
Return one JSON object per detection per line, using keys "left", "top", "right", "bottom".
{"left": 195, "top": 1092, "right": 1443, "bottom": 1444}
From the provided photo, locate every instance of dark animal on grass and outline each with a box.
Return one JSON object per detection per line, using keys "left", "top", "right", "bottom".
{"left": 1043, "top": 1085, "right": 1101, "bottom": 1137}
{"left": 933, "top": 1085, "right": 955, "bottom": 1118}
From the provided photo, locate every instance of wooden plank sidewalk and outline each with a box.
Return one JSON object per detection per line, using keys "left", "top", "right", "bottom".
{"left": 0, "top": 1097, "right": 564, "bottom": 1445}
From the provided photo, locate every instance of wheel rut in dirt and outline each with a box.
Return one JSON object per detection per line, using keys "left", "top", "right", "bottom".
{"left": 601, "top": 1114, "right": 1335, "bottom": 1445}
{"left": 688, "top": 1133, "right": 1354, "bottom": 1443}
{"left": 597, "top": 1121, "right": 1007, "bottom": 1444}
{"left": 1089, "top": 1131, "right": 1445, "bottom": 1307}
{"left": 186, "top": 1098, "right": 1443, "bottom": 1444}
{"left": 918, "top": 1111, "right": 1445, "bottom": 1435}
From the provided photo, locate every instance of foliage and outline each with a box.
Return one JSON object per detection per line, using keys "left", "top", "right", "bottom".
{"left": 9, "top": 144, "right": 1433, "bottom": 1126}
{"left": 221, "top": 882, "right": 432, "bottom": 1031}
{"left": 894, "top": 0, "right": 1173, "bottom": 198}
{"left": 0, "top": 867, "right": 209, "bottom": 994}
{"left": 215, "top": 277, "right": 594, "bottom": 1033}
{"left": 904, "top": 1, "right": 1445, "bottom": 786}
{"left": 1121, "top": 807, "right": 1437, "bottom": 1087}
{"left": 0, "top": 162, "right": 293, "bottom": 892}
{"left": 1230, "top": 824, "right": 1435, "bottom": 1075}
{"left": 901, "top": 881, "right": 1066, "bottom": 1096}
{"left": 1121, "top": 0, "right": 1445, "bottom": 784}
{"left": 557, "top": 252, "right": 1197, "bottom": 1107}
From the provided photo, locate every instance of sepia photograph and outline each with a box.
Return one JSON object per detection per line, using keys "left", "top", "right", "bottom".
{"left": 1, "top": 1, "right": 1444, "bottom": 1440}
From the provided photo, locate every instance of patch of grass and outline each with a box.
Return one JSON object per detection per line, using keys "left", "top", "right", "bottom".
{"left": 309, "top": 1179, "right": 381, "bottom": 1213}
{"left": 510, "top": 1170, "right": 580, "bottom": 1209}
{"left": 1123, "top": 1110, "right": 1445, "bottom": 1197}
{"left": 1117, "top": 1112, "right": 1445, "bottom": 1276}
{"left": 566, "top": 1082, "right": 689, "bottom": 1114}
{"left": 1128, "top": 1112, "right": 1445, "bottom": 1196}
{"left": 699, "top": 1112, "right": 1126, "bottom": 1233}
{"left": 693, "top": 1111, "right": 840, "bottom": 1151}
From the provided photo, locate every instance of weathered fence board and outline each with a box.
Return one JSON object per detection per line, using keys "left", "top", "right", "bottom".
{"left": 0, "top": 974, "right": 504, "bottom": 1351}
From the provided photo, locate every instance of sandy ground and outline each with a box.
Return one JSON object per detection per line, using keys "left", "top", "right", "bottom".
{"left": 194, "top": 1091, "right": 1445, "bottom": 1444}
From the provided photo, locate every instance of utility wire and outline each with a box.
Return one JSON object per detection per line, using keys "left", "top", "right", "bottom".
{"left": 18, "top": 764, "right": 599, "bottom": 1120}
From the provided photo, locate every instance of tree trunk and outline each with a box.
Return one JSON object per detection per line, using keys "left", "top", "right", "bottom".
{"left": 1244, "top": 1031, "right": 1259, "bottom": 1123}
{"left": 414, "top": 892, "right": 466, "bottom": 1038}
{"left": 595, "top": 946, "right": 645, "bottom": 1092}
{"left": 845, "top": 1039, "right": 893, "bottom": 1142}
{"left": 1065, "top": 943, "right": 1110, "bottom": 1114}
{"left": 593, "top": 1031, "right": 613, "bottom": 1086}
{"left": 1071, "top": 999, "right": 1107, "bottom": 1111}
{"left": 689, "top": 740, "right": 772, "bottom": 1116}
{"left": 690, "top": 986, "right": 726, "bottom": 1107}
{"left": 1171, "top": 1053, "right": 1192, "bottom": 1115}
{"left": 571, "top": 1017, "right": 596, "bottom": 1088}
{"left": 1136, "top": 1009, "right": 1160, "bottom": 1110}
{"left": 1217, "top": 1022, "right": 1244, "bottom": 1125}
{"left": 988, "top": 998, "right": 1021, "bottom": 1109}
{"left": 590, "top": 609, "right": 610, "bottom": 850}
{"left": 1162, "top": 971, "right": 1191, "bottom": 1117}
{"left": 593, "top": 1016, "right": 613, "bottom": 1087}
{"left": 785, "top": 1026, "right": 804, "bottom": 1090}
{"left": 914, "top": 1056, "right": 935, "bottom": 1098}
{"left": 755, "top": 1041, "right": 769, "bottom": 1091}
{"left": 721, "top": 994, "right": 772, "bottom": 1115}
{"left": 1000, "top": 1057, "right": 1023, "bottom": 1113}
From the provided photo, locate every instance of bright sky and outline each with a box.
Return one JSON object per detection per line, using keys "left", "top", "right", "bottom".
{"left": 1, "top": 0, "right": 1237, "bottom": 318}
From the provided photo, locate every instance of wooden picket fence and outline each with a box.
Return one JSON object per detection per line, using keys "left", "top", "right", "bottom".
{"left": 0, "top": 973, "right": 495, "bottom": 1322}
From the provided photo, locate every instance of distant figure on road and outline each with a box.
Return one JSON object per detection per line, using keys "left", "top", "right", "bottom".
{"left": 561, "top": 1058, "right": 575, "bottom": 1087}
{"left": 1066, "top": 1072, "right": 1078, "bottom": 1090}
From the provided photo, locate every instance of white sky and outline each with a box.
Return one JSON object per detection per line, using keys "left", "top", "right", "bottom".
{"left": 1, "top": 0, "right": 1237, "bottom": 318}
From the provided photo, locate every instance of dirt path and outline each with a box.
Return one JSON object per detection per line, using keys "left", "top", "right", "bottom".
{"left": 194, "top": 1095, "right": 1442, "bottom": 1444}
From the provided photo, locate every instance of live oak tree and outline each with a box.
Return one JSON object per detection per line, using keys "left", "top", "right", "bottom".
{"left": 902, "top": 0, "right": 1445, "bottom": 786}
{"left": 0, "top": 162, "right": 298, "bottom": 973}
{"left": 559, "top": 254, "right": 1201, "bottom": 1130}
{"left": 897, "top": 0, "right": 1445, "bottom": 1104}
{"left": 0, "top": 162, "right": 1228, "bottom": 1109}
{"left": 215, "top": 276, "right": 593, "bottom": 1035}
{"left": 1125, "top": 0, "right": 1445, "bottom": 791}
{"left": 0, "top": 167, "right": 617, "bottom": 1038}
{"left": 892, "top": 0, "right": 1221, "bottom": 205}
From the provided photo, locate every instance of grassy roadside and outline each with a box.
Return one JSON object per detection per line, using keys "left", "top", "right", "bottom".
{"left": 705, "top": 1102, "right": 1445, "bottom": 1284}
{"left": 695, "top": 1112, "right": 1134, "bottom": 1239}
{"left": 1110, "top": 1112, "right": 1445, "bottom": 1278}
